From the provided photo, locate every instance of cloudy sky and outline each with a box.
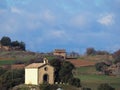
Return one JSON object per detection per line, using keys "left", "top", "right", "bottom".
{"left": 0, "top": 0, "right": 120, "bottom": 53}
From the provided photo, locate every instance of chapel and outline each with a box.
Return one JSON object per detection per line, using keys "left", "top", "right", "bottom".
{"left": 25, "top": 58, "right": 54, "bottom": 85}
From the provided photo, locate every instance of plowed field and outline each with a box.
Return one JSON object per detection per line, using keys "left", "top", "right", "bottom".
{"left": 67, "top": 59, "right": 96, "bottom": 67}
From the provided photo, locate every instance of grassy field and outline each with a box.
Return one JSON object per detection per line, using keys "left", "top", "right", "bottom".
{"left": 0, "top": 51, "right": 40, "bottom": 65}
{"left": 78, "top": 55, "right": 113, "bottom": 62}
{"left": 75, "top": 66, "right": 120, "bottom": 90}
{"left": 0, "top": 60, "right": 16, "bottom": 66}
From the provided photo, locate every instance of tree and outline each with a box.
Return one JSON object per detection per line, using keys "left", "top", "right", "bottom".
{"left": 50, "top": 58, "right": 80, "bottom": 87}
{"left": 97, "top": 83, "right": 115, "bottom": 90}
{"left": 11, "top": 41, "right": 20, "bottom": 47}
{"left": 11, "top": 41, "right": 26, "bottom": 51}
{"left": 95, "top": 62, "right": 107, "bottom": 72}
{"left": 86, "top": 48, "right": 96, "bottom": 55}
{"left": 96, "top": 50, "right": 109, "bottom": 55}
{"left": 19, "top": 41, "right": 26, "bottom": 50}
{"left": 59, "top": 61, "right": 75, "bottom": 83}
{"left": 113, "top": 49, "right": 120, "bottom": 63}
{"left": 49, "top": 58, "right": 62, "bottom": 82}
{"left": 0, "top": 36, "right": 11, "bottom": 46}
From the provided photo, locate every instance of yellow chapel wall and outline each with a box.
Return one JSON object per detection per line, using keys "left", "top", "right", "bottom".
{"left": 25, "top": 68, "right": 38, "bottom": 85}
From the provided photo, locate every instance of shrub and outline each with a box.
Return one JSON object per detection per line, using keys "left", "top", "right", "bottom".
{"left": 68, "top": 78, "right": 81, "bottom": 87}
{"left": 39, "top": 83, "right": 58, "bottom": 90}
{"left": 97, "top": 83, "right": 115, "bottom": 90}
{"left": 83, "top": 87, "right": 91, "bottom": 90}
{"left": 95, "top": 62, "right": 107, "bottom": 72}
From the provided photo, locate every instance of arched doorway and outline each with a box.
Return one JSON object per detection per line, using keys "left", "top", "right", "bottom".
{"left": 43, "top": 74, "right": 49, "bottom": 83}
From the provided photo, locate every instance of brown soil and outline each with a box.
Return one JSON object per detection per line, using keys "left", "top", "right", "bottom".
{"left": 67, "top": 59, "right": 96, "bottom": 67}
{"left": 0, "top": 57, "right": 15, "bottom": 60}
{"left": 11, "top": 64, "right": 25, "bottom": 69}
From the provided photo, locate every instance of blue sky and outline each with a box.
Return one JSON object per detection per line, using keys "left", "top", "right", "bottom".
{"left": 0, "top": 0, "right": 120, "bottom": 53}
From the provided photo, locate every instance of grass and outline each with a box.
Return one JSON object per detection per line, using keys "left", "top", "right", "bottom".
{"left": 75, "top": 66, "right": 97, "bottom": 74}
{"left": 78, "top": 55, "right": 113, "bottom": 62}
{"left": 0, "top": 60, "right": 16, "bottom": 66}
{"left": 75, "top": 66, "right": 120, "bottom": 90}
{"left": 77, "top": 75, "right": 120, "bottom": 90}
{"left": 45, "top": 56, "right": 56, "bottom": 60}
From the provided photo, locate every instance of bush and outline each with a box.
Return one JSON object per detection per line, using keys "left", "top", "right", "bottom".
{"left": 0, "top": 69, "right": 24, "bottom": 89}
{"left": 68, "top": 78, "right": 81, "bottom": 87}
{"left": 95, "top": 62, "right": 107, "bottom": 72}
{"left": 0, "top": 67, "right": 7, "bottom": 76}
{"left": 83, "top": 87, "right": 91, "bottom": 90}
{"left": 14, "top": 60, "right": 25, "bottom": 64}
{"left": 12, "top": 85, "right": 30, "bottom": 90}
{"left": 97, "top": 83, "right": 115, "bottom": 90}
{"left": 39, "top": 83, "right": 58, "bottom": 90}
{"left": 113, "top": 49, "right": 120, "bottom": 63}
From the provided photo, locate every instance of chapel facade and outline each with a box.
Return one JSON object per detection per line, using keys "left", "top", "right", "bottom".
{"left": 25, "top": 58, "right": 54, "bottom": 85}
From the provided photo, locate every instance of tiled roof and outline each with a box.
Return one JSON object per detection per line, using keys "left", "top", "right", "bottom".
{"left": 25, "top": 63, "right": 45, "bottom": 68}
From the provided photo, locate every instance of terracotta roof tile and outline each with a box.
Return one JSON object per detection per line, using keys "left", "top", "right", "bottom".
{"left": 25, "top": 63, "right": 45, "bottom": 68}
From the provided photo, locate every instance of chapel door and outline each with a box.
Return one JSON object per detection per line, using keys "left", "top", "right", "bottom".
{"left": 43, "top": 74, "right": 49, "bottom": 83}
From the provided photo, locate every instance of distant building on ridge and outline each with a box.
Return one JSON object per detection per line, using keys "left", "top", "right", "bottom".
{"left": 53, "top": 49, "right": 66, "bottom": 59}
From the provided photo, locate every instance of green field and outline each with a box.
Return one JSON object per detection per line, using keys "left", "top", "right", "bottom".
{"left": 0, "top": 60, "right": 16, "bottom": 66}
{"left": 75, "top": 66, "right": 120, "bottom": 90}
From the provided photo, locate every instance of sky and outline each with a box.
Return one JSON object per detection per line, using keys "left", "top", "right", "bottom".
{"left": 0, "top": 0, "right": 120, "bottom": 53}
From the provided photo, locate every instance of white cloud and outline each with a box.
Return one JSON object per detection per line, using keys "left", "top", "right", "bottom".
{"left": 26, "top": 21, "right": 42, "bottom": 30}
{"left": 50, "top": 30, "right": 66, "bottom": 38}
{"left": 97, "top": 13, "right": 115, "bottom": 26}
{"left": 70, "top": 14, "right": 87, "bottom": 27}
{"left": 25, "top": 10, "right": 56, "bottom": 30}
{"left": 0, "top": 7, "right": 57, "bottom": 33}
{"left": 11, "top": 7, "right": 22, "bottom": 14}
{"left": 0, "top": 9, "right": 6, "bottom": 14}
{"left": 0, "top": 18, "right": 20, "bottom": 34}
{"left": 41, "top": 10, "right": 56, "bottom": 23}
{"left": 69, "top": 12, "right": 94, "bottom": 29}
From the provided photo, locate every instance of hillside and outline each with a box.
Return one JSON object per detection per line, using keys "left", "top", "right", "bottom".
{"left": 0, "top": 51, "right": 120, "bottom": 90}
{"left": 0, "top": 51, "right": 113, "bottom": 66}
{"left": 66, "top": 55, "right": 113, "bottom": 67}
{"left": 0, "top": 51, "right": 43, "bottom": 66}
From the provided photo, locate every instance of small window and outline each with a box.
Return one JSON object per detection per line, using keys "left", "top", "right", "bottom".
{"left": 44, "top": 67, "right": 48, "bottom": 71}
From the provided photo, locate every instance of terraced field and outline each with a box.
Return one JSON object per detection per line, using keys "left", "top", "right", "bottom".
{"left": 75, "top": 66, "right": 120, "bottom": 90}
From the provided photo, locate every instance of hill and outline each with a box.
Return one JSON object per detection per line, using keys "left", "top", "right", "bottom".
{"left": 0, "top": 50, "right": 113, "bottom": 66}
{"left": 66, "top": 55, "right": 113, "bottom": 67}
{"left": 0, "top": 51, "right": 43, "bottom": 66}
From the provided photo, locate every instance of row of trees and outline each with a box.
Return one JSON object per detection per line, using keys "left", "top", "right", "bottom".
{"left": 86, "top": 48, "right": 110, "bottom": 56}
{"left": 0, "top": 36, "right": 25, "bottom": 51}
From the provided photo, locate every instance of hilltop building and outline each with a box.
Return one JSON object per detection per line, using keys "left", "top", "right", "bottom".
{"left": 53, "top": 49, "right": 66, "bottom": 59}
{"left": 25, "top": 58, "right": 54, "bottom": 85}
